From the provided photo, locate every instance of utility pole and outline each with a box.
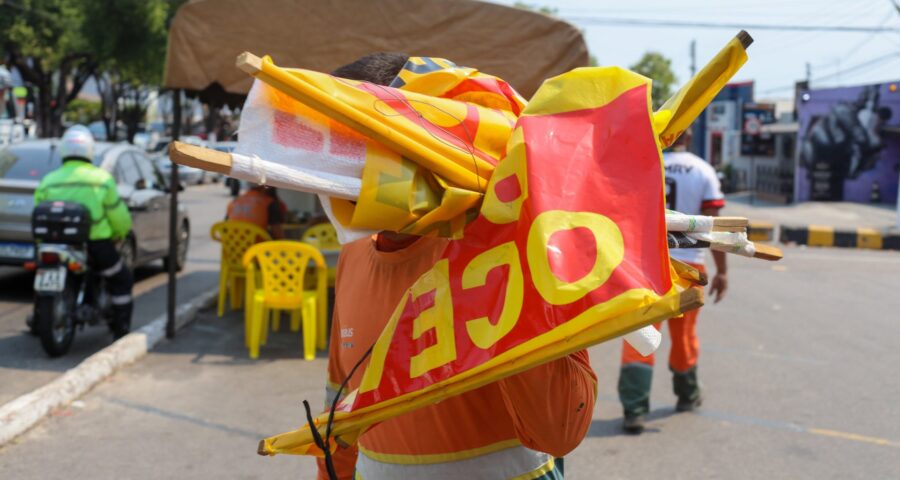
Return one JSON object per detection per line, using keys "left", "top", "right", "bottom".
{"left": 690, "top": 39, "right": 697, "bottom": 76}
{"left": 805, "top": 62, "right": 811, "bottom": 86}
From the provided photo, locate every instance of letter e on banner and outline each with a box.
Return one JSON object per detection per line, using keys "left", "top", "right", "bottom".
{"left": 409, "top": 260, "right": 457, "bottom": 378}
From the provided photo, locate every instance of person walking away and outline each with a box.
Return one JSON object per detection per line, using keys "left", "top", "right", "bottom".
{"left": 34, "top": 125, "right": 134, "bottom": 338}
{"left": 617, "top": 129, "right": 728, "bottom": 434}
{"left": 226, "top": 184, "right": 287, "bottom": 239}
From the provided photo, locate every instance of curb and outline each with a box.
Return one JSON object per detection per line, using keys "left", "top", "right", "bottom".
{"left": 0, "top": 288, "right": 218, "bottom": 447}
{"left": 748, "top": 222, "right": 775, "bottom": 242}
{"left": 780, "top": 225, "right": 900, "bottom": 251}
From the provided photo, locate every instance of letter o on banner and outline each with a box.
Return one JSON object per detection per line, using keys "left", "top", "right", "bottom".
{"left": 527, "top": 210, "right": 624, "bottom": 305}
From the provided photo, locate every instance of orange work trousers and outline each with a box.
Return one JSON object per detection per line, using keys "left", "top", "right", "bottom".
{"left": 620, "top": 306, "right": 700, "bottom": 372}
{"left": 618, "top": 263, "right": 704, "bottom": 417}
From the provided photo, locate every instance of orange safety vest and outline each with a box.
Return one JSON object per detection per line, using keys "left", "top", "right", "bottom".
{"left": 226, "top": 189, "right": 282, "bottom": 232}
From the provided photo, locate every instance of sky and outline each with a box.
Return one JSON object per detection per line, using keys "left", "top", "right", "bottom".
{"left": 492, "top": 0, "right": 900, "bottom": 100}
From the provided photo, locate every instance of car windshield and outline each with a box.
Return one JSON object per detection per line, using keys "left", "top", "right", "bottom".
{"left": 0, "top": 144, "right": 103, "bottom": 180}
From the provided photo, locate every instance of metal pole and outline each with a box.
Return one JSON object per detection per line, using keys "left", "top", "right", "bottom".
{"left": 166, "top": 89, "right": 182, "bottom": 339}
{"left": 690, "top": 39, "right": 696, "bottom": 76}
{"left": 896, "top": 169, "right": 900, "bottom": 228}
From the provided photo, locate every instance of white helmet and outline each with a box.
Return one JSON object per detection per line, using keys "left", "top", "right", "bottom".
{"left": 59, "top": 125, "right": 95, "bottom": 161}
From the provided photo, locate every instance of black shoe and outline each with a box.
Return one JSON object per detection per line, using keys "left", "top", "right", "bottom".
{"left": 109, "top": 323, "right": 130, "bottom": 341}
{"left": 623, "top": 414, "right": 645, "bottom": 434}
{"left": 676, "top": 394, "right": 703, "bottom": 412}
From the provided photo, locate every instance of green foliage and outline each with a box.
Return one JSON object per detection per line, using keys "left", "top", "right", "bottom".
{"left": 64, "top": 98, "right": 101, "bottom": 124}
{"left": 0, "top": 0, "right": 88, "bottom": 71}
{"left": 81, "top": 0, "right": 172, "bottom": 87}
{"left": 630, "top": 52, "right": 678, "bottom": 110}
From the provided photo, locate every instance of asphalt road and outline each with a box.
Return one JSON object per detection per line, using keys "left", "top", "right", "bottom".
{"left": 1, "top": 245, "right": 899, "bottom": 479}
{"left": 0, "top": 182, "right": 229, "bottom": 406}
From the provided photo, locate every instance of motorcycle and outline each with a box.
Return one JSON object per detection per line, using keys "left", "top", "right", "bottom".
{"left": 28, "top": 201, "right": 113, "bottom": 357}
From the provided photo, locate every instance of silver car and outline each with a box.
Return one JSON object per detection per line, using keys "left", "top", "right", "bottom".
{"left": 154, "top": 155, "right": 206, "bottom": 186}
{"left": 0, "top": 140, "right": 190, "bottom": 270}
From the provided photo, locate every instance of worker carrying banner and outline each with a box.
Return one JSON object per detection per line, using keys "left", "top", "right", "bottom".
{"left": 167, "top": 30, "right": 780, "bottom": 462}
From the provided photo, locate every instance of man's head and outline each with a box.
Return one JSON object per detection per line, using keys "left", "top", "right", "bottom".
{"left": 671, "top": 127, "right": 693, "bottom": 151}
{"left": 59, "top": 125, "right": 95, "bottom": 162}
{"left": 331, "top": 52, "right": 409, "bottom": 87}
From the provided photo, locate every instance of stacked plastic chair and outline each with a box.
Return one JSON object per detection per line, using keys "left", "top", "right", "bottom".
{"left": 301, "top": 222, "right": 340, "bottom": 287}
{"left": 242, "top": 241, "right": 328, "bottom": 360}
{"left": 210, "top": 221, "right": 273, "bottom": 317}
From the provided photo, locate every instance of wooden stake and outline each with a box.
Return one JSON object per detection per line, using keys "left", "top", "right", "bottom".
{"left": 168, "top": 141, "right": 233, "bottom": 175}
{"left": 713, "top": 217, "right": 750, "bottom": 227}
{"left": 752, "top": 243, "right": 783, "bottom": 261}
{"left": 710, "top": 225, "right": 746, "bottom": 233}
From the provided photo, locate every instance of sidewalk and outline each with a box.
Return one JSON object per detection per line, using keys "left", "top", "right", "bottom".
{"left": 723, "top": 193, "right": 898, "bottom": 231}
{"left": 722, "top": 194, "right": 900, "bottom": 249}
{"left": 0, "top": 306, "right": 321, "bottom": 478}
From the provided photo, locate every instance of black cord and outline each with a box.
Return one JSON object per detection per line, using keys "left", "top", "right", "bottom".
{"left": 303, "top": 399, "right": 336, "bottom": 479}
{"left": 306, "top": 343, "right": 374, "bottom": 480}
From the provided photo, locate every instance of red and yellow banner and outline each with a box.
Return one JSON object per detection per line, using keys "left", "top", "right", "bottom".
{"left": 236, "top": 31, "right": 751, "bottom": 456}
{"left": 353, "top": 67, "right": 672, "bottom": 410}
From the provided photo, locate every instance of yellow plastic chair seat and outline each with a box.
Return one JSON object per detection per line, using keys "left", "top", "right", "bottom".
{"left": 243, "top": 241, "right": 328, "bottom": 360}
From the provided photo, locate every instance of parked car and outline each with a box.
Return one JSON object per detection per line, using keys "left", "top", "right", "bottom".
{"left": 154, "top": 155, "right": 206, "bottom": 186}
{"left": 0, "top": 140, "right": 190, "bottom": 269}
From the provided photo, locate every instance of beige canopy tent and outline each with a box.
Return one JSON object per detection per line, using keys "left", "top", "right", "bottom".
{"left": 163, "top": 0, "right": 588, "bottom": 100}
{"left": 161, "top": 0, "right": 587, "bottom": 336}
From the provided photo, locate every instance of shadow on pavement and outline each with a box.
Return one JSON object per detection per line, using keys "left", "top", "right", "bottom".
{"left": 0, "top": 270, "right": 220, "bottom": 375}
{"left": 151, "top": 306, "right": 330, "bottom": 368}
{"left": 587, "top": 407, "right": 680, "bottom": 438}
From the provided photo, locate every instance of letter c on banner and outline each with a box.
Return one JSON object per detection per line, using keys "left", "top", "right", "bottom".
{"left": 463, "top": 242, "right": 524, "bottom": 349}
{"left": 527, "top": 210, "right": 624, "bottom": 305}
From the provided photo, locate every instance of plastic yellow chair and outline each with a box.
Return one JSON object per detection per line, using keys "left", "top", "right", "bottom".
{"left": 301, "top": 223, "right": 340, "bottom": 249}
{"left": 301, "top": 222, "right": 340, "bottom": 286}
{"left": 242, "top": 241, "right": 327, "bottom": 360}
{"left": 210, "top": 221, "right": 272, "bottom": 317}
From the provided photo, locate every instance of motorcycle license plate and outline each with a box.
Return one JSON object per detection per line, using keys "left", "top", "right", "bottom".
{"left": 34, "top": 268, "right": 66, "bottom": 292}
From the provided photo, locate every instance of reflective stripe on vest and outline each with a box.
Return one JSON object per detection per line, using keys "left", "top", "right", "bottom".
{"left": 355, "top": 444, "right": 553, "bottom": 480}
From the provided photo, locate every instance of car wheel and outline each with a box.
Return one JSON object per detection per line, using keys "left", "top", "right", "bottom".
{"left": 162, "top": 222, "right": 189, "bottom": 272}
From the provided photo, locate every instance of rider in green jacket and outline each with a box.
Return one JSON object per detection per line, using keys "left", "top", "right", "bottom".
{"left": 34, "top": 125, "right": 134, "bottom": 338}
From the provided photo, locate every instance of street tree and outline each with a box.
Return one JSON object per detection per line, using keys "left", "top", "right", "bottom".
{"left": 630, "top": 52, "right": 678, "bottom": 110}
{"left": 82, "top": 0, "right": 174, "bottom": 142}
{"left": 0, "top": 0, "right": 94, "bottom": 137}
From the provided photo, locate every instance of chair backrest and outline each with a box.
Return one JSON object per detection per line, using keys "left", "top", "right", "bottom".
{"left": 242, "top": 241, "right": 327, "bottom": 309}
{"left": 210, "top": 220, "right": 273, "bottom": 273}
{"left": 301, "top": 222, "right": 341, "bottom": 250}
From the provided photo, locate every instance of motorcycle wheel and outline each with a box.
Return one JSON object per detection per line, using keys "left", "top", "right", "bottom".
{"left": 35, "top": 291, "right": 76, "bottom": 357}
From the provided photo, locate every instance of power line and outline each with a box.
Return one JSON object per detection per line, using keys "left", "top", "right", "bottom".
{"left": 760, "top": 51, "right": 900, "bottom": 94}
{"left": 813, "top": 52, "right": 900, "bottom": 83}
{"left": 565, "top": 15, "right": 900, "bottom": 33}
